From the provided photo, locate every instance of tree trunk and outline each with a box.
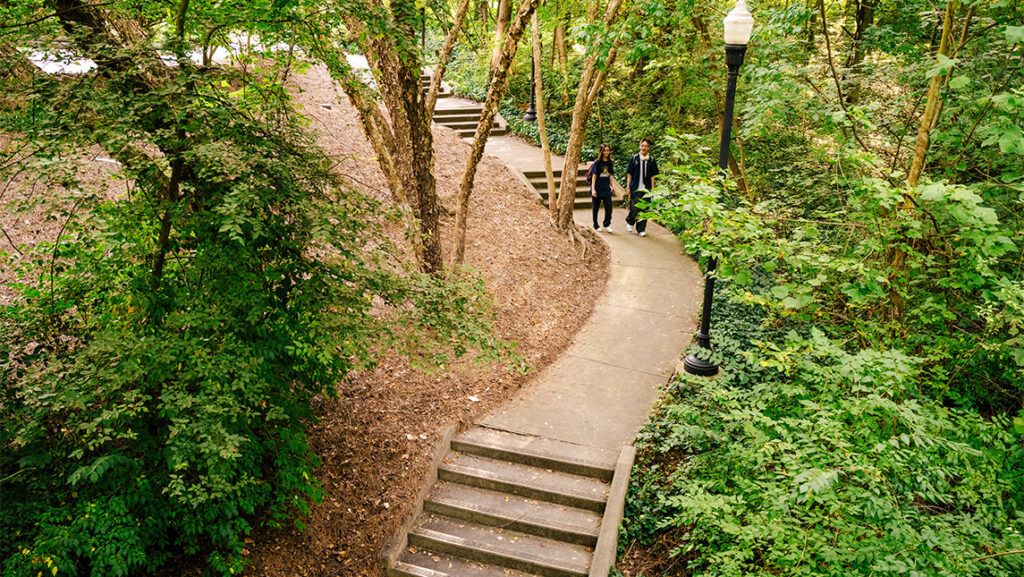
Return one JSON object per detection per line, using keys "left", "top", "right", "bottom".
{"left": 890, "top": 0, "right": 958, "bottom": 319}
{"left": 490, "top": 0, "right": 512, "bottom": 72}
{"left": 929, "top": 5, "right": 975, "bottom": 131}
{"left": 628, "top": 55, "right": 645, "bottom": 80}
{"left": 907, "top": 1, "right": 957, "bottom": 191}
{"left": 803, "top": 0, "right": 817, "bottom": 58}
{"left": 454, "top": 0, "right": 541, "bottom": 264}
{"left": 322, "top": 0, "right": 446, "bottom": 274}
{"left": 531, "top": 13, "right": 558, "bottom": 224}
{"left": 554, "top": 18, "right": 570, "bottom": 103}
{"left": 426, "top": 0, "right": 473, "bottom": 116}
{"left": 844, "top": 0, "right": 876, "bottom": 103}
{"left": 313, "top": 41, "right": 408, "bottom": 206}
{"left": 554, "top": 0, "right": 625, "bottom": 231}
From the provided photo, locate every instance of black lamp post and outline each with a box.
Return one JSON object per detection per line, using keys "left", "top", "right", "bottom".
{"left": 684, "top": 0, "right": 753, "bottom": 377}
{"left": 523, "top": 58, "right": 537, "bottom": 122}
{"left": 421, "top": 8, "right": 426, "bottom": 51}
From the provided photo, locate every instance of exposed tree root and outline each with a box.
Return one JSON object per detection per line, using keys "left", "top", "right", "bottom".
{"left": 564, "top": 225, "right": 590, "bottom": 259}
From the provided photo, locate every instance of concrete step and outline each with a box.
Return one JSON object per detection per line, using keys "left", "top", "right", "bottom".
{"left": 455, "top": 127, "right": 508, "bottom": 138}
{"left": 391, "top": 549, "right": 539, "bottom": 577}
{"left": 437, "top": 121, "right": 504, "bottom": 131}
{"left": 408, "top": 514, "right": 591, "bottom": 577}
{"left": 528, "top": 174, "right": 588, "bottom": 184}
{"left": 438, "top": 453, "right": 610, "bottom": 512}
{"left": 571, "top": 197, "right": 610, "bottom": 210}
{"left": 529, "top": 178, "right": 590, "bottom": 191}
{"left": 452, "top": 429, "right": 617, "bottom": 481}
{"left": 424, "top": 481, "right": 601, "bottom": 547}
{"left": 433, "top": 113, "right": 490, "bottom": 123}
{"left": 536, "top": 186, "right": 594, "bottom": 200}
{"left": 522, "top": 167, "right": 587, "bottom": 179}
{"left": 539, "top": 196, "right": 613, "bottom": 210}
{"left": 434, "top": 107, "right": 483, "bottom": 117}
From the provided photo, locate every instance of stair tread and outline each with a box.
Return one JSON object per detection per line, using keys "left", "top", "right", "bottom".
{"left": 436, "top": 120, "right": 503, "bottom": 128}
{"left": 434, "top": 107, "right": 484, "bottom": 114}
{"left": 522, "top": 168, "right": 588, "bottom": 177}
{"left": 535, "top": 185, "right": 592, "bottom": 193}
{"left": 427, "top": 481, "right": 601, "bottom": 539}
{"left": 433, "top": 114, "right": 495, "bottom": 120}
{"left": 434, "top": 114, "right": 494, "bottom": 120}
{"left": 410, "top": 515, "right": 591, "bottom": 576}
{"left": 440, "top": 453, "right": 609, "bottom": 506}
{"left": 529, "top": 176, "right": 589, "bottom": 184}
{"left": 393, "top": 550, "right": 539, "bottom": 577}
{"left": 541, "top": 197, "right": 615, "bottom": 208}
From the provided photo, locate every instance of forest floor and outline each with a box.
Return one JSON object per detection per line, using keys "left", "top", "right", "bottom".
{"left": 0, "top": 64, "right": 611, "bottom": 577}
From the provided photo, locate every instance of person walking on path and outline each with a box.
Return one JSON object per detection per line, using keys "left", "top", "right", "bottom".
{"left": 588, "top": 142, "right": 615, "bottom": 232}
{"left": 625, "top": 138, "right": 659, "bottom": 237}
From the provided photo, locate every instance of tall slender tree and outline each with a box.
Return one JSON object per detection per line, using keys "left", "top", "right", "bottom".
{"left": 453, "top": 0, "right": 542, "bottom": 264}
{"left": 532, "top": 12, "right": 559, "bottom": 224}
{"left": 554, "top": 0, "right": 625, "bottom": 233}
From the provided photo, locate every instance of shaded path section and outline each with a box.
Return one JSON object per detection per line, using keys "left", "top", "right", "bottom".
{"left": 476, "top": 133, "right": 705, "bottom": 449}
{"left": 379, "top": 101, "right": 707, "bottom": 577}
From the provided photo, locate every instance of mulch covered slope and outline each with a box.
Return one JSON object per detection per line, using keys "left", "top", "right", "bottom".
{"left": 0, "top": 64, "right": 610, "bottom": 577}
{"left": 232, "top": 66, "right": 611, "bottom": 577}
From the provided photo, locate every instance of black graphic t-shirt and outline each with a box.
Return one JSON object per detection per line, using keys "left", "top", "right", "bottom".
{"left": 592, "top": 159, "right": 614, "bottom": 197}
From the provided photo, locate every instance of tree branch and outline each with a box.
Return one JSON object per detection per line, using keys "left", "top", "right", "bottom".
{"left": 818, "top": 0, "right": 873, "bottom": 154}
{"left": 425, "top": 0, "right": 471, "bottom": 116}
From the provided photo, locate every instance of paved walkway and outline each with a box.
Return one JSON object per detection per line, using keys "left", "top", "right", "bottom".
{"left": 476, "top": 133, "right": 705, "bottom": 450}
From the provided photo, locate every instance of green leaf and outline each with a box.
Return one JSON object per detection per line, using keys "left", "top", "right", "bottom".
{"left": 997, "top": 125, "right": 1024, "bottom": 155}
{"left": 926, "top": 54, "right": 959, "bottom": 78}
{"left": 948, "top": 75, "right": 970, "bottom": 90}
{"left": 1005, "top": 25, "right": 1024, "bottom": 44}
{"left": 733, "top": 268, "right": 751, "bottom": 286}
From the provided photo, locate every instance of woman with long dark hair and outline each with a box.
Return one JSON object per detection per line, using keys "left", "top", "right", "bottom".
{"left": 589, "top": 142, "right": 615, "bottom": 232}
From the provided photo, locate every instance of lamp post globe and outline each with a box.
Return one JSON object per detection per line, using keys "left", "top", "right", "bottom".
{"left": 683, "top": 0, "right": 753, "bottom": 377}
{"left": 723, "top": 0, "right": 754, "bottom": 45}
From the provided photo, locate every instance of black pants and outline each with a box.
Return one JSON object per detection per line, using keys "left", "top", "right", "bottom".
{"left": 592, "top": 196, "right": 612, "bottom": 229}
{"left": 626, "top": 190, "right": 648, "bottom": 233}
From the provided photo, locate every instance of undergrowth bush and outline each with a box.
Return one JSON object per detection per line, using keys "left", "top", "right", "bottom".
{"left": 1, "top": 34, "right": 510, "bottom": 577}
{"left": 625, "top": 319, "right": 1024, "bottom": 577}
{"left": 621, "top": 130, "right": 1024, "bottom": 576}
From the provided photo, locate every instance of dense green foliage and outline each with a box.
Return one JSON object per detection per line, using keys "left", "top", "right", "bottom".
{"left": 0, "top": 2, "right": 508, "bottom": 575}
{"left": 625, "top": 280, "right": 1024, "bottom": 576}
{"left": 3, "top": 0, "right": 1023, "bottom": 574}
{"left": 607, "top": 0, "right": 1024, "bottom": 574}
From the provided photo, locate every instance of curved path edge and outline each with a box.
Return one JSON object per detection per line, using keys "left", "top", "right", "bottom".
{"left": 477, "top": 133, "right": 705, "bottom": 450}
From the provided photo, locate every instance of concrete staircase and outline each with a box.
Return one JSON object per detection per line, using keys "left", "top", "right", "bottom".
{"left": 433, "top": 104, "right": 509, "bottom": 138}
{"left": 520, "top": 167, "right": 625, "bottom": 211}
{"left": 421, "top": 72, "right": 452, "bottom": 98}
{"left": 383, "top": 426, "right": 634, "bottom": 577}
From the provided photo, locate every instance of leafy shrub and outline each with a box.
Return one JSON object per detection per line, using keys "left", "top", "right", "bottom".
{"left": 625, "top": 321, "right": 1024, "bottom": 577}
{"left": 1, "top": 38, "right": 509, "bottom": 577}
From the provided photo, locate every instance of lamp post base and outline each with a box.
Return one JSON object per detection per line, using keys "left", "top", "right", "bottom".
{"left": 522, "top": 110, "right": 537, "bottom": 122}
{"left": 683, "top": 352, "right": 719, "bottom": 376}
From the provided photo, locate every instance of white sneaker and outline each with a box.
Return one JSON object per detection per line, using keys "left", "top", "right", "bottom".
{"left": 639, "top": 231, "right": 647, "bottom": 237}
{"left": 626, "top": 224, "right": 634, "bottom": 233}
{"left": 601, "top": 226, "right": 612, "bottom": 233}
